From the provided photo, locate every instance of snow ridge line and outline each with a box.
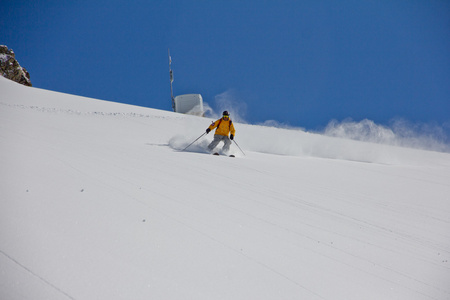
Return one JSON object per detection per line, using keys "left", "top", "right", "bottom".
{"left": 0, "top": 249, "right": 76, "bottom": 300}
{"left": 0, "top": 102, "right": 184, "bottom": 120}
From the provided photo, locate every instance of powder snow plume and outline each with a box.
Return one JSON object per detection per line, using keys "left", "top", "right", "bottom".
{"left": 324, "top": 118, "right": 450, "bottom": 153}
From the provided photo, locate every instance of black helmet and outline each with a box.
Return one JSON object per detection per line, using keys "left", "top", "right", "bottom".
{"left": 222, "top": 111, "right": 229, "bottom": 116}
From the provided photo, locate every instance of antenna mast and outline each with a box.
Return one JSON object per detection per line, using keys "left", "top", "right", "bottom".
{"left": 168, "top": 49, "right": 175, "bottom": 111}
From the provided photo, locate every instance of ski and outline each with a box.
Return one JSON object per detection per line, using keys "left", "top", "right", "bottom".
{"left": 212, "top": 153, "right": 235, "bottom": 157}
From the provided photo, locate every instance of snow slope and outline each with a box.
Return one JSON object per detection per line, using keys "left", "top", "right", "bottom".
{"left": 1, "top": 75, "right": 450, "bottom": 300}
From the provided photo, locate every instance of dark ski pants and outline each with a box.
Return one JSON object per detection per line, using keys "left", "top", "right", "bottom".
{"left": 208, "top": 134, "right": 231, "bottom": 153}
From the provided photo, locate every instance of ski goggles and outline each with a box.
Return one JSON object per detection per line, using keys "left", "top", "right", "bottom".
{"left": 223, "top": 115, "right": 229, "bottom": 119}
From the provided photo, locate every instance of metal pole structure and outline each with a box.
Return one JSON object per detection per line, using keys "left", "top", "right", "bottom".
{"left": 168, "top": 49, "right": 175, "bottom": 111}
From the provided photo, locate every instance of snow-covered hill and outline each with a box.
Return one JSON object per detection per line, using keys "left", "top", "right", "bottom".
{"left": 1, "top": 76, "right": 449, "bottom": 300}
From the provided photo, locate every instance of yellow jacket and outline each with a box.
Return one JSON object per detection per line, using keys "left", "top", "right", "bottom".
{"left": 208, "top": 118, "right": 236, "bottom": 137}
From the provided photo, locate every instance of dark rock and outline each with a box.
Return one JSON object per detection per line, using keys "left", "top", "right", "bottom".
{"left": 0, "top": 45, "right": 32, "bottom": 86}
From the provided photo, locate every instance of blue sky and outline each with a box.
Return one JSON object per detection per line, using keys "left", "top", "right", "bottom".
{"left": 2, "top": 0, "right": 450, "bottom": 136}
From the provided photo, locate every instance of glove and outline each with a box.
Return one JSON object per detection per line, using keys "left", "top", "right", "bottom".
{"left": 206, "top": 128, "right": 211, "bottom": 134}
{"left": 230, "top": 134, "right": 234, "bottom": 140}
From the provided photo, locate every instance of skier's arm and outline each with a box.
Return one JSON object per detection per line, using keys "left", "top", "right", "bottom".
{"left": 207, "top": 120, "right": 220, "bottom": 132}
{"left": 230, "top": 122, "right": 236, "bottom": 136}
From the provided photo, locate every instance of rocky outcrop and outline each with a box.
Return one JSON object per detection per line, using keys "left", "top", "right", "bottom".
{"left": 0, "top": 45, "right": 32, "bottom": 86}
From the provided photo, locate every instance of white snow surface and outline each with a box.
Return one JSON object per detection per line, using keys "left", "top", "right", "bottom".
{"left": 1, "top": 75, "right": 450, "bottom": 300}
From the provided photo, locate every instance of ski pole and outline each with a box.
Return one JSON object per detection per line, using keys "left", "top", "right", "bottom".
{"left": 233, "top": 139, "right": 246, "bottom": 156}
{"left": 182, "top": 132, "right": 207, "bottom": 152}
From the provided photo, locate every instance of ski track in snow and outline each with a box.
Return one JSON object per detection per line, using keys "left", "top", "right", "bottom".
{"left": 0, "top": 250, "right": 76, "bottom": 300}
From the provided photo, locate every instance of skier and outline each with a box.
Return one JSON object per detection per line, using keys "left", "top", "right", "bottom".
{"left": 206, "top": 111, "right": 236, "bottom": 154}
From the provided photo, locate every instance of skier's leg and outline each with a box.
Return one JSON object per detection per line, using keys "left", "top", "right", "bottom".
{"left": 207, "top": 135, "right": 222, "bottom": 151}
{"left": 222, "top": 136, "right": 232, "bottom": 153}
